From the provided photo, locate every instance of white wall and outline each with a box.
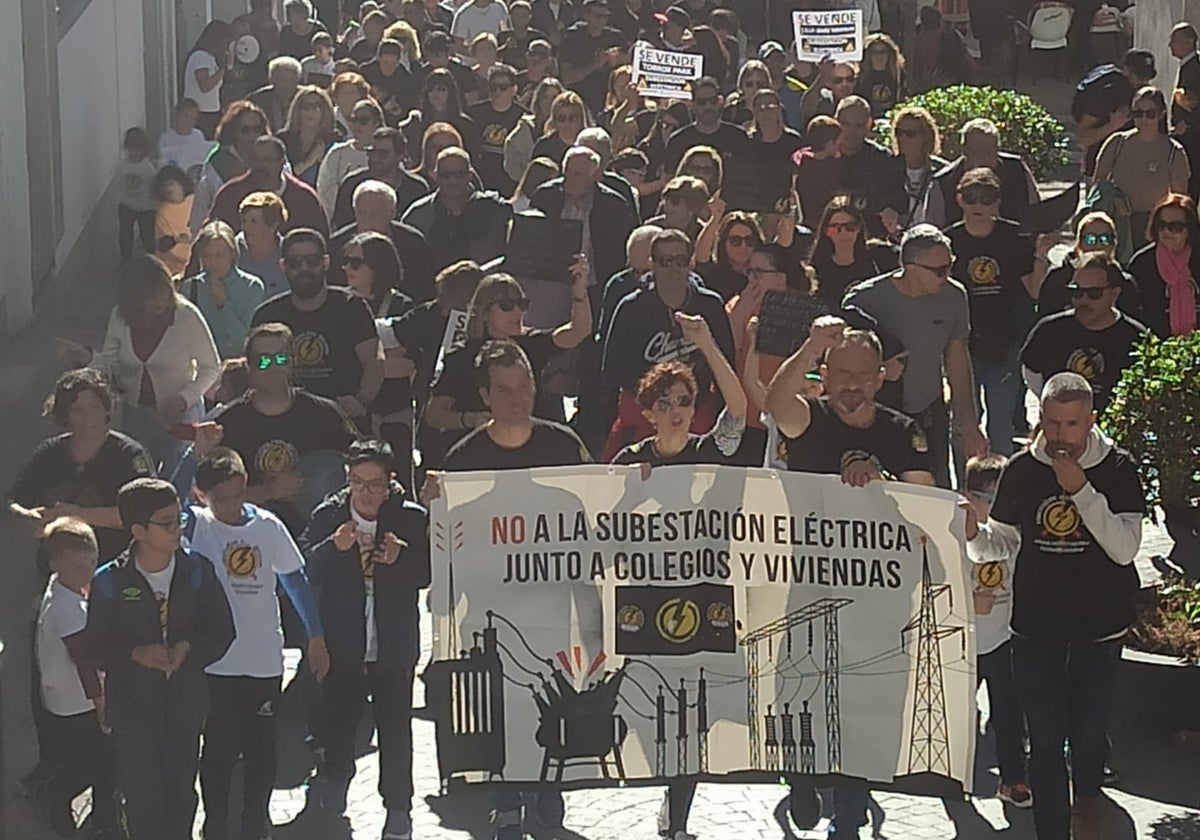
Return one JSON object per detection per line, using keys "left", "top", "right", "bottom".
{"left": 0, "top": 4, "right": 33, "bottom": 334}
{"left": 1135, "top": 0, "right": 1200, "bottom": 99}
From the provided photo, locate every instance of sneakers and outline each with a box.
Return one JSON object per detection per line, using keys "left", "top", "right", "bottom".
{"left": 998, "top": 782, "right": 1033, "bottom": 808}
{"left": 382, "top": 808, "right": 412, "bottom": 840}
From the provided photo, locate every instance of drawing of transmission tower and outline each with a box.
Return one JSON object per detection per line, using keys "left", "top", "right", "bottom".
{"left": 742, "top": 598, "right": 852, "bottom": 772}
{"left": 901, "top": 539, "right": 964, "bottom": 775}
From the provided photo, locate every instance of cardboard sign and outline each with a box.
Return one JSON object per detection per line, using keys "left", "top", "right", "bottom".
{"left": 433, "top": 309, "right": 468, "bottom": 380}
{"left": 631, "top": 44, "right": 705, "bottom": 100}
{"left": 793, "top": 9, "right": 864, "bottom": 63}
{"left": 754, "top": 291, "right": 832, "bottom": 358}
{"left": 505, "top": 213, "right": 584, "bottom": 285}
{"left": 721, "top": 157, "right": 794, "bottom": 214}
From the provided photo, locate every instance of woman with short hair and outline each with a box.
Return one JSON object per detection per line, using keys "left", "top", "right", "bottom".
{"left": 181, "top": 221, "right": 266, "bottom": 359}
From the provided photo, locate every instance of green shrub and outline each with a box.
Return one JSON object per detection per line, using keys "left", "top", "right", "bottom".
{"left": 1105, "top": 331, "right": 1200, "bottom": 509}
{"left": 875, "top": 85, "right": 1070, "bottom": 179}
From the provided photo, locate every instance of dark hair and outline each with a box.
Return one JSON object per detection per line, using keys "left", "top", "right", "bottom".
{"left": 420, "top": 68, "right": 465, "bottom": 118}
{"left": 254, "top": 134, "right": 288, "bottom": 161}
{"left": 347, "top": 438, "right": 395, "bottom": 471}
{"left": 116, "top": 254, "right": 176, "bottom": 326}
{"left": 38, "top": 516, "right": 99, "bottom": 570}
{"left": 1133, "top": 85, "right": 1169, "bottom": 134}
{"left": 713, "top": 211, "right": 763, "bottom": 268}
{"left": 123, "top": 127, "right": 151, "bottom": 152}
{"left": 965, "top": 453, "right": 1007, "bottom": 492}
{"left": 693, "top": 75, "right": 720, "bottom": 95}
{"left": 378, "top": 38, "right": 404, "bottom": 58}
{"left": 174, "top": 98, "right": 200, "bottom": 114}
{"left": 346, "top": 231, "right": 404, "bottom": 299}
{"left": 810, "top": 195, "right": 869, "bottom": 266}
{"left": 957, "top": 166, "right": 1001, "bottom": 193}
{"left": 44, "top": 368, "right": 114, "bottom": 426}
{"left": 475, "top": 338, "right": 534, "bottom": 392}
{"left": 282, "top": 227, "right": 328, "bottom": 256}
{"left": 634, "top": 359, "right": 697, "bottom": 411}
{"left": 1148, "top": 192, "right": 1200, "bottom": 245}
{"left": 215, "top": 100, "right": 269, "bottom": 147}
{"left": 423, "top": 29, "right": 453, "bottom": 55}
{"left": 192, "top": 19, "right": 234, "bottom": 56}
{"left": 806, "top": 115, "right": 841, "bottom": 150}
{"left": 372, "top": 125, "right": 407, "bottom": 157}
{"left": 754, "top": 242, "right": 816, "bottom": 295}
{"left": 154, "top": 165, "right": 194, "bottom": 200}
{"left": 612, "top": 147, "right": 649, "bottom": 176}
{"left": 117, "top": 477, "right": 179, "bottom": 531}
{"left": 488, "top": 63, "right": 517, "bottom": 85}
{"left": 1074, "top": 250, "right": 1123, "bottom": 287}
{"left": 195, "top": 447, "right": 248, "bottom": 491}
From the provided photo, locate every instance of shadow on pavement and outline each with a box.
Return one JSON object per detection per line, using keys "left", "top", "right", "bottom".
{"left": 1148, "top": 812, "right": 1200, "bottom": 839}
{"left": 1109, "top": 709, "right": 1200, "bottom": 811}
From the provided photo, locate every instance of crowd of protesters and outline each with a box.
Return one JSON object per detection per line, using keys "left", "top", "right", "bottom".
{"left": 8, "top": 1, "right": 1200, "bottom": 839}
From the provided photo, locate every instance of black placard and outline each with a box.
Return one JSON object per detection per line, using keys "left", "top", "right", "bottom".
{"left": 754, "top": 291, "right": 832, "bottom": 357}
{"left": 504, "top": 213, "right": 584, "bottom": 284}
{"left": 721, "top": 157, "right": 794, "bottom": 213}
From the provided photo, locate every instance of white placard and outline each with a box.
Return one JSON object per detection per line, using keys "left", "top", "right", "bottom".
{"left": 631, "top": 44, "right": 705, "bottom": 101}
{"left": 793, "top": 9, "right": 865, "bottom": 63}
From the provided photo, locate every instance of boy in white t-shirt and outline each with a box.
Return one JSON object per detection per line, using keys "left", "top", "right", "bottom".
{"left": 301, "top": 30, "right": 337, "bottom": 87}
{"left": 964, "top": 454, "right": 1031, "bottom": 808}
{"left": 34, "top": 517, "right": 119, "bottom": 837}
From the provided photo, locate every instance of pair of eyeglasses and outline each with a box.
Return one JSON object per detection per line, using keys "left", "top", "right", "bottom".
{"left": 348, "top": 476, "right": 389, "bottom": 494}
{"left": 826, "top": 221, "right": 861, "bottom": 235}
{"left": 831, "top": 74, "right": 856, "bottom": 84}
{"left": 494, "top": 297, "right": 530, "bottom": 312}
{"left": 960, "top": 190, "right": 1000, "bottom": 206}
{"left": 284, "top": 254, "right": 324, "bottom": 269}
{"left": 1081, "top": 232, "right": 1116, "bottom": 247}
{"left": 1131, "top": 108, "right": 1161, "bottom": 119}
{"left": 654, "top": 254, "right": 691, "bottom": 268}
{"left": 726, "top": 234, "right": 757, "bottom": 247}
{"left": 1066, "top": 285, "right": 1113, "bottom": 300}
{"left": 906, "top": 261, "right": 952, "bottom": 279}
{"left": 342, "top": 256, "right": 367, "bottom": 270}
{"left": 653, "top": 393, "right": 694, "bottom": 412}
{"left": 747, "top": 266, "right": 782, "bottom": 278}
{"left": 148, "top": 512, "right": 188, "bottom": 531}
{"left": 895, "top": 127, "right": 922, "bottom": 139}
{"left": 257, "top": 352, "right": 292, "bottom": 370}
{"left": 1156, "top": 219, "right": 1188, "bottom": 234}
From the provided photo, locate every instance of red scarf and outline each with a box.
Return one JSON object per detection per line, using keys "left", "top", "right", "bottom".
{"left": 1154, "top": 243, "right": 1199, "bottom": 335}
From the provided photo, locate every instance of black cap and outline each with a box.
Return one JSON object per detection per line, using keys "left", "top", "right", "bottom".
{"left": 582, "top": 0, "right": 609, "bottom": 9}
{"left": 1122, "top": 49, "right": 1157, "bottom": 81}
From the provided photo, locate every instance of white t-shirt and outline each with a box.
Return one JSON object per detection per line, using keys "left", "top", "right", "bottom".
{"left": 184, "top": 50, "right": 222, "bottom": 113}
{"left": 36, "top": 578, "right": 94, "bottom": 716}
{"left": 116, "top": 158, "right": 161, "bottom": 213}
{"left": 158, "top": 127, "right": 216, "bottom": 186}
{"left": 189, "top": 505, "right": 305, "bottom": 677}
{"left": 451, "top": 1, "right": 510, "bottom": 44}
{"left": 968, "top": 554, "right": 1015, "bottom": 655}
{"left": 350, "top": 507, "right": 380, "bottom": 663}
{"left": 137, "top": 555, "right": 176, "bottom": 643}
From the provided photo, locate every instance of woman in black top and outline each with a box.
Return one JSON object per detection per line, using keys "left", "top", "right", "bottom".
{"left": 636, "top": 101, "right": 691, "bottom": 205}
{"left": 856, "top": 33, "right": 906, "bottom": 118}
{"left": 696, "top": 211, "right": 764, "bottom": 301}
{"left": 401, "top": 69, "right": 477, "bottom": 163}
{"left": 530, "top": 90, "right": 591, "bottom": 171}
{"left": 1127, "top": 192, "right": 1200, "bottom": 338}
{"left": 808, "top": 195, "right": 899, "bottom": 305}
{"left": 722, "top": 60, "right": 771, "bottom": 130}
{"left": 278, "top": 85, "right": 337, "bottom": 187}
{"left": 1040, "top": 211, "right": 1143, "bottom": 320}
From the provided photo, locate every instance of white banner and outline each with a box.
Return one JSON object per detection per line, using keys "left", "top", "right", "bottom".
{"left": 428, "top": 465, "right": 976, "bottom": 790}
{"left": 793, "top": 9, "right": 865, "bottom": 63}
{"left": 631, "top": 45, "right": 704, "bottom": 100}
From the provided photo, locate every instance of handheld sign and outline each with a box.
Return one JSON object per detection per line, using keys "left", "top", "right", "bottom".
{"left": 755, "top": 291, "right": 832, "bottom": 358}
{"left": 433, "top": 309, "right": 468, "bottom": 381}
{"left": 505, "top": 213, "right": 584, "bottom": 285}
{"left": 721, "top": 157, "right": 794, "bottom": 214}
{"left": 631, "top": 44, "right": 704, "bottom": 100}
{"left": 793, "top": 9, "right": 864, "bottom": 63}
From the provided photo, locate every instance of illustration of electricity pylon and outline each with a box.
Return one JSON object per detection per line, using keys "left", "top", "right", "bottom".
{"left": 742, "top": 598, "right": 852, "bottom": 772}
{"left": 901, "top": 538, "right": 964, "bottom": 775}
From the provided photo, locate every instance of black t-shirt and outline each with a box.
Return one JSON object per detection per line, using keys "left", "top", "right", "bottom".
{"left": 393, "top": 300, "right": 449, "bottom": 403}
{"left": 469, "top": 99, "right": 528, "bottom": 194}
{"left": 559, "top": 23, "right": 626, "bottom": 114}
{"left": 664, "top": 122, "right": 749, "bottom": 175}
{"left": 1020, "top": 311, "right": 1148, "bottom": 415}
{"left": 213, "top": 390, "right": 359, "bottom": 485}
{"left": 251, "top": 287, "right": 378, "bottom": 400}
{"left": 697, "top": 262, "right": 748, "bottom": 302}
{"left": 9, "top": 431, "right": 155, "bottom": 561}
{"left": 279, "top": 22, "right": 327, "bottom": 59}
{"left": 443, "top": 418, "right": 592, "bottom": 470}
{"left": 431, "top": 330, "right": 560, "bottom": 415}
{"left": 746, "top": 127, "right": 806, "bottom": 164}
{"left": 612, "top": 410, "right": 745, "bottom": 466}
{"left": 946, "top": 219, "right": 1034, "bottom": 361}
{"left": 779, "top": 397, "right": 933, "bottom": 478}
{"left": 361, "top": 59, "right": 420, "bottom": 113}
{"left": 857, "top": 67, "right": 902, "bottom": 117}
{"left": 991, "top": 445, "right": 1145, "bottom": 641}
{"left": 812, "top": 245, "right": 899, "bottom": 306}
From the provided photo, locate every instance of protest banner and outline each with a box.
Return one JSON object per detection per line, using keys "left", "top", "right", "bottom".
{"left": 755, "top": 291, "right": 833, "bottom": 357}
{"left": 427, "top": 465, "right": 976, "bottom": 793}
{"left": 631, "top": 44, "right": 704, "bottom": 100}
{"left": 505, "top": 213, "right": 584, "bottom": 285}
{"left": 793, "top": 9, "right": 864, "bottom": 63}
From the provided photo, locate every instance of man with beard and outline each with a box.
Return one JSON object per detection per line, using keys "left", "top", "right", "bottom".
{"left": 251, "top": 229, "right": 383, "bottom": 423}
{"left": 664, "top": 76, "right": 748, "bottom": 174}
{"left": 208, "top": 135, "right": 328, "bottom": 238}
{"left": 965, "top": 373, "right": 1144, "bottom": 840}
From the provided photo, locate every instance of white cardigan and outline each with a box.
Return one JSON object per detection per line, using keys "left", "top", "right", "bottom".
{"left": 94, "top": 295, "right": 221, "bottom": 411}
{"left": 316, "top": 140, "right": 369, "bottom": 222}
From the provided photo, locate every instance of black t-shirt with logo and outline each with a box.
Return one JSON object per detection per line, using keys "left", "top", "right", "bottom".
{"left": 251, "top": 287, "right": 378, "bottom": 400}
{"left": 1020, "top": 310, "right": 1148, "bottom": 415}
{"left": 857, "top": 67, "right": 901, "bottom": 117}
{"left": 779, "top": 397, "right": 933, "bottom": 478}
{"left": 468, "top": 99, "right": 528, "bottom": 194}
{"left": 990, "top": 446, "right": 1145, "bottom": 641}
{"left": 9, "top": 431, "right": 155, "bottom": 561}
{"left": 443, "top": 418, "right": 592, "bottom": 470}
{"left": 947, "top": 219, "right": 1034, "bottom": 361}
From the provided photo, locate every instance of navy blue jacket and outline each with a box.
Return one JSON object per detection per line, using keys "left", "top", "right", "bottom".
{"left": 300, "top": 487, "right": 430, "bottom": 670}
{"left": 87, "top": 547, "right": 235, "bottom": 732}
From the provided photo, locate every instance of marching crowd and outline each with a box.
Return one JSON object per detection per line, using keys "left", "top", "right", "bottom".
{"left": 7, "top": 1, "right": 1200, "bottom": 839}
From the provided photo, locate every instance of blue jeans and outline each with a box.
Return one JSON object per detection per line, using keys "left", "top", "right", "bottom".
{"left": 1012, "top": 636, "right": 1121, "bottom": 840}
{"left": 972, "top": 353, "right": 1020, "bottom": 457}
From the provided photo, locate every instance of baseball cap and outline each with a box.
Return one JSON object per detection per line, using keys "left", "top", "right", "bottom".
{"left": 1122, "top": 48, "right": 1157, "bottom": 80}
{"left": 654, "top": 5, "right": 691, "bottom": 28}
{"left": 758, "top": 40, "right": 786, "bottom": 60}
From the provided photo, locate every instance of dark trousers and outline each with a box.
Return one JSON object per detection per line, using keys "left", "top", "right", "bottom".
{"left": 321, "top": 661, "right": 415, "bottom": 813}
{"left": 197, "top": 111, "right": 221, "bottom": 140}
{"left": 200, "top": 674, "right": 282, "bottom": 840}
{"left": 1012, "top": 636, "right": 1121, "bottom": 840}
{"left": 112, "top": 718, "right": 203, "bottom": 840}
{"left": 978, "top": 640, "right": 1028, "bottom": 785}
{"left": 118, "top": 204, "right": 156, "bottom": 263}
{"left": 916, "top": 400, "right": 952, "bottom": 489}
{"left": 41, "top": 708, "right": 118, "bottom": 827}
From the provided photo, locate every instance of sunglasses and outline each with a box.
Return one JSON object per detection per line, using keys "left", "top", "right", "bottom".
{"left": 494, "top": 297, "right": 530, "bottom": 312}
{"left": 907, "top": 261, "right": 952, "bottom": 279}
{"left": 726, "top": 234, "right": 757, "bottom": 247}
{"left": 831, "top": 74, "right": 856, "bottom": 84}
{"left": 342, "top": 256, "right": 367, "bottom": 270}
{"left": 826, "top": 221, "right": 862, "bottom": 235}
{"left": 1131, "top": 108, "right": 1160, "bottom": 119}
{"left": 1067, "top": 284, "right": 1113, "bottom": 299}
{"left": 653, "top": 393, "right": 694, "bottom": 412}
{"left": 257, "top": 352, "right": 292, "bottom": 370}
{"left": 654, "top": 254, "right": 691, "bottom": 267}
{"left": 1155, "top": 219, "right": 1188, "bottom": 233}
{"left": 284, "top": 253, "right": 325, "bottom": 269}
{"left": 1081, "top": 232, "right": 1116, "bottom": 247}
{"left": 895, "top": 127, "right": 922, "bottom": 139}
{"left": 961, "top": 190, "right": 1000, "bottom": 206}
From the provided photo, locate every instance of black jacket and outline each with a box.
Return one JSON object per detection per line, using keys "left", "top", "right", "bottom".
{"left": 937, "top": 152, "right": 1034, "bottom": 227}
{"left": 329, "top": 220, "right": 435, "bottom": 303}
{"left": 86, "top": 548, "right": 235, "bottom": 732}
{"left": 531, "top": 178, "right": 638, "bottom": 292}
{"left": 330, "top": 166, "right": 431, "bottom": 232}
{"left": 300, "top": 487, "right": 430, "bottom": 670}
{"left": 1128, "top": 242, "right": 1200, "bottom": 338}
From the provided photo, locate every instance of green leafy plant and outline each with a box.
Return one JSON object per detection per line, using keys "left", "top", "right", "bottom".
{"left": 1131, "top": 577, "right": 1200, "bottom": 662}
{"left": 1104, "top": 331, "right": 1200, "bottom": 510}
{"left": 875, "top": 85, "right": 1070, "bottom": 179}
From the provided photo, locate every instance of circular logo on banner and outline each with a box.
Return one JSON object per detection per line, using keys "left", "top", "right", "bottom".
{"left": 656, "top": 597, "right": 701, "bottom": 644}
{"left": 967, "top": 255, "right": 999, "bottom": 286}
{"left": 225, "top": 545, "right": 261, "bottom": 579}
{"left": 706, "top": 601, "right": 732, "bottom": 628}
{"left": 976, "top": 561, "right": 1005, "bottom": 590}
{"left": 1041, "top": 498, "right": 1082, "bottom": 538}
{"left": 618, "top": 605, "right": 645, "bottom": 633}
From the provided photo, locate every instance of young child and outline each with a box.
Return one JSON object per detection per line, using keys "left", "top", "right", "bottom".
{"left": 152, "top": 165, "right": 194, "bottom": 280}
{"left": 302, "top": 30, "right": 337, "bottom": 87}
{"left": 34, "top": 517, "right": 120, "bottom": 838}
{"left": 964, "top": 454, "right": 1032, "bottom": 808}
{"left": 792, "top": 116, "right": 843, "bottom": 225}
{"left": 116, "top": 127, "right": 160, "bottom": 263}
{"left": 86, "top": 478, "right": 235, "bottom": 840}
